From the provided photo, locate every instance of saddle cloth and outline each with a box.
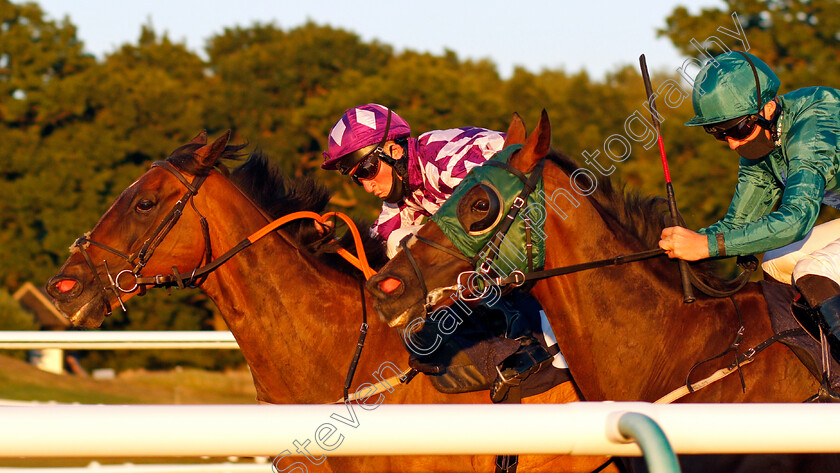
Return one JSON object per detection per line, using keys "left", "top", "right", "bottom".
{"left": 760, "top": 279, "right": 840, "bottom": 390}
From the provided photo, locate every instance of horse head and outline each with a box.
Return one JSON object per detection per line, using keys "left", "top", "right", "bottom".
{"left": 367, "top": 111, "right": 551, "bottom": 327}
{"left": 46, "top": 131, "right": 241, "bottom": 327}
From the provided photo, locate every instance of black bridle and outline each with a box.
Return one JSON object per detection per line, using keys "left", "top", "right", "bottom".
{"left": 73, "top": 159, "right": 389, "bottom": 413}
{"left": 72, "top": 161, "right": 213, "bottom": 316}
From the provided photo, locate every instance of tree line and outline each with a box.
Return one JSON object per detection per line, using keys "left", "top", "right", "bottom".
{"left": 0, "top": 0, "right": 837, "bottom": 369}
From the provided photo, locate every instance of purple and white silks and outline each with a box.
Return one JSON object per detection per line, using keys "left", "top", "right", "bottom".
{"left": 371, "top": 127, "right": 506, "bottom": 258}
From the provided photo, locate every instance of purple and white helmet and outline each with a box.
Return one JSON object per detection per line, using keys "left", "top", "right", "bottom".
{"left": 321, "top": 104, "right": 411, "bottom": 171}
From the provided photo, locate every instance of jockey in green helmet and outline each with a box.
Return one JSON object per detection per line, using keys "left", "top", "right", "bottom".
{"left": 659, "top": 51, "right": 840, "bottom": 359}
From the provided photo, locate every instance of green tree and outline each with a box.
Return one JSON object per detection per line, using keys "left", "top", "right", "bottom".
{"left": 662, "top": 0, "right": 840, "bottom": 94}
{"left": 0, "top": 0, "right": 95, "bottom": 289}
{"left": 18, "top": 0, "right": 840, "bottom": 370}
{"left": 0, "top": 0, "right": 93, "bottom": 128}
{"left": 659, "top": 0, "right": 840, "bottom": 228}
{"left": 0, "top": 6, "right": 236, "bottom": 370}
{"left": 204, "top": 22, "right": 394, "bottom": 180}
{"left": 0, "top": 288, "right": 35, "bottom": 360}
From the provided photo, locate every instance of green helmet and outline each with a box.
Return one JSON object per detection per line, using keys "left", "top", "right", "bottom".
{"left": 685, "top": 51, "right": 780, "bottom": 126}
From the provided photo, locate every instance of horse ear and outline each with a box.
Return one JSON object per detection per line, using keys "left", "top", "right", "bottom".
{"left": 189, "top": 130, "right": 208, "bottom": 145}
{"left": 194, "top": 130, "right": 231, "bottom": 168}
{"left": 503, "top": 112, "right": 526, "bottom": 148}
{"left": 511, "top": 109, "right": 550, "bottom": 173}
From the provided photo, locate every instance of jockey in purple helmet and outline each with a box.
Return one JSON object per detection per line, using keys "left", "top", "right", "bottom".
{"left": 323, "top": 104, "right": 558, "bottom": 403}
{"left": 323, "top": 104, "right": 507, "bottom": 258}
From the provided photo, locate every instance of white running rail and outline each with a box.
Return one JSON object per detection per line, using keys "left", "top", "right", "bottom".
{"left": 0, "top": 331, "right": 239, "bottom": 349}
{"left": 0, "top": 403, "right": 839, "bottom": 458}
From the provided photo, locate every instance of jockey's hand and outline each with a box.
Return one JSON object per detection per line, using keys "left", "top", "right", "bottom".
{"left": 658, "top": 226, "right": 710, "bottom": 261}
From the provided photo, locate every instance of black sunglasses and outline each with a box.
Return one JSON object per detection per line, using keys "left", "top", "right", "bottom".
{"left": 349, "top": 149, "right": 383, "bottom": 185}
{"left": 703, "top": 115, "right": 762, "bottom": 141}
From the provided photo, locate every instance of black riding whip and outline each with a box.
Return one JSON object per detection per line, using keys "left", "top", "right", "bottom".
{"left": 639, "top": 54, "right": 695, "bottom": 303}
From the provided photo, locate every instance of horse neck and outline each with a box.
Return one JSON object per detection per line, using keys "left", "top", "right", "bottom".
{"left": 539, "top": 161, "right": 676, "bottom": 300}
{"left": 535, "top": 162, "right": 755, "bottom": 401}
{"left": 191, "top": 173, "right": 378, "bottom": 404}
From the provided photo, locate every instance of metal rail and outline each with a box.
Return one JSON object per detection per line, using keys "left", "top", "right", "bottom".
{"left": 0, "top": 331, "right": 239, "bottom": 349}
{"left": 0, "top": 403, "right": 837, "bottom": 458}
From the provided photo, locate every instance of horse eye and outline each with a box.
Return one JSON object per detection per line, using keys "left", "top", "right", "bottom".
{"left": 472, "top": 199, "right": 490, "bottom": 212}
{"left": 135, "top": 199, "right": 155, "bottom": 212}
{"left": 457, "top": 183, "right": 502, "bottom": 236}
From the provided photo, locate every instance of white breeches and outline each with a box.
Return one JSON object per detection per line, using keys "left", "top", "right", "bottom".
{"left": 761, "top": 218, "right": 840, "bottom": 286}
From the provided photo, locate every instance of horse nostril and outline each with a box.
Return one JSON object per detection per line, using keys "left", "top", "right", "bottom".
{"left": 378, "top": 277, "right": 402, "bottom": 295}
{"left": 55, "top": 279, "right": 77, "bottom": 294}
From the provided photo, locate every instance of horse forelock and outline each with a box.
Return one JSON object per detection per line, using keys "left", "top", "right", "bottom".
{"left": 165, "top": 141, "right": 247, "bottom": 176}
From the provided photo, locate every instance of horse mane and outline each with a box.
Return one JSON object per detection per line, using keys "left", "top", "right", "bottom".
{"left": 545, "top": 148, "right": 730, "bottom": 288}
{"left": 226, "top": 150, "right": 388, "bottom": 276}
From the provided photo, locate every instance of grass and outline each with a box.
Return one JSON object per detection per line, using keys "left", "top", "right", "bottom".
{"left": 0, "top": 353, "right": 258, "bottom": 404}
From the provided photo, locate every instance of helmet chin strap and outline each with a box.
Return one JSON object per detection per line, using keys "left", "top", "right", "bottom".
{"left": 383, "top": 170, "right": 406, "bottom": 203}
{"left": 380, "top": 138, "right": 410, "bottom": 204}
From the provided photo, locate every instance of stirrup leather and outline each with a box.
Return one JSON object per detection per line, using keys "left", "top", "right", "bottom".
{"left": 490, "top": 338, "right": 554, "bottom": 403}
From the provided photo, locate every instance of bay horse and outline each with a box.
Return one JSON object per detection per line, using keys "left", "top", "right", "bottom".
{"left": 366, "top": 112, "right": 840, "bottom": 471}
{"left": 45, "top": 131, "right": 616, "bottom": 473}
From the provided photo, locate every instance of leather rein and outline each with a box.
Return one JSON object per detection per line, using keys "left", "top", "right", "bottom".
{"left": 73, "top": 161, "right": 376, "bottom": 317}
{"left": 399, "top": 157, "right": 779, "bottom": 411}
{"left": 401, "top": 157, "right": 756, "bottom": 309}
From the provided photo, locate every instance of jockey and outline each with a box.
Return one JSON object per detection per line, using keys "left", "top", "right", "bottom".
{"left": 322, "top": 104, "right": 555, "bottom": 402}
{"left": 658, "top": 51, "right": 840, "bottom": 356}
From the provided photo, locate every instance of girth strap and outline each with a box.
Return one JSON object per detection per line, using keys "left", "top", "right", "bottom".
{"left": 495, "top": 454, "right": 518, "bottom": 473}
{"left": 494, "top": 376, "right": 523, "bottom": 473}
{"left": 685, "top": 296, "right": 748, "bottom": 394}
{"left": 655, "top": 327, "right": 805, "bottom": 404}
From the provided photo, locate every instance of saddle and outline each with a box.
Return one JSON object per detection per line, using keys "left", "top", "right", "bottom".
{"left": 760, "top": 279, "right": 840, "bottom": 392}
{"left": 407, "top": 303, "right": 571, "bottom": 398}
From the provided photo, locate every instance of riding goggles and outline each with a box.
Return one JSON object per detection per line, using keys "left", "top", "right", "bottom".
{"left": 346, "top": 149, "right": 383, "bottom": 185}
{"left": 703, "top": 114, "right": 771, "bottom": 142}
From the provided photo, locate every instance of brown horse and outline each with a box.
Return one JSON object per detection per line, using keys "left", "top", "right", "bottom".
{"left": 368, "top": 110, "right": 823, "bottom": 403}
{"left": 368, "top": 110, "right": 818, "bottom": 402}
{"left": 366, "top": 112, "right": 840, "bottom": 470}
{"left": 45, "top": 131, "right": 616, "bottom": 473}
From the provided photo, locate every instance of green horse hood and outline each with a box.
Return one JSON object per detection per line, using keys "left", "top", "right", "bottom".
{"left": 431, "top": 144, "right": 546, "bottom": 277}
